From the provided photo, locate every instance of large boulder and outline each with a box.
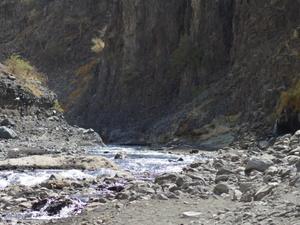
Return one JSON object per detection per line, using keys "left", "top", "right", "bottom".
{"left": 0, "top": 126, "right": 17, "bottom": 139}
{"left": 245, "top": 156, "right": 274, "bottom": 174}
{"left": 0, "top": 155, "right": 118, "bottom": 170}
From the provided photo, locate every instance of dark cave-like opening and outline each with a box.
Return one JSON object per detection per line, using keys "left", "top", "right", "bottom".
{"left": 276, "top": 108, "right": 300, "bottom": 135}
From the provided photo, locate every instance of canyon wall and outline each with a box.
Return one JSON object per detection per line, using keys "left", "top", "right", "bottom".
{"left": 0, "top": 0, "right": 299, "bottom": 147}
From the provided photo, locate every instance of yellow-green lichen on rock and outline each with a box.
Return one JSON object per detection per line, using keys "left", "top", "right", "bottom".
{"left": 276, "top": 80, "right": 300, "bottom": 115}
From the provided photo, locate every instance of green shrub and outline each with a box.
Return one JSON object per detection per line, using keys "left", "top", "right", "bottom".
{"left": 5, "top": 54, "right": 33, "bottom": 75}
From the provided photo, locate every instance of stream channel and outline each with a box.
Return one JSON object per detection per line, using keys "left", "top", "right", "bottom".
{"left": 0, "top": 145, "right": 203, "bottom": 221}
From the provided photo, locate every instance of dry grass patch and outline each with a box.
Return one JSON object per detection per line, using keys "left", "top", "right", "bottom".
{"left": 4, "top": 54, "right": 46, "bottom": 97}
{"left": 91, "top": 38, "right": 105, "bottom": 54}
{"left": 76, "top": 59, "right": 98, "bottom": 77}
{"left": 65, "top": 59, "right": 98, "bottom": 110}
{"left": 53, "top": 100, "right": 64, "bottom": 113}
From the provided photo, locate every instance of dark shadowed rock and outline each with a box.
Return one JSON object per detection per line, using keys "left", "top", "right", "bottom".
{"left": 245, "top": 157, "right": 274, "bottom": 174}
{"left": 0, "top": 126, "right": 17, "bottom": 139}
{"left": 114, "top": 152, "right": 127, "bottom": 160}
{"left": 0, "top": 118, "right": 15, "bottom": 127}
{"left": 108, "top": 186, "right": 125, "bottom": 192}
{"left": 296, "top": 161, "right": 300, "bottom": 172}
{"left": 213, "top": 183, "right": 230, "bottom": 195}
{"left": 32, "top": 199, "right": 48, "bottom": 211}
{"left": 46, "top": 199, "right": 73, "bottom": 216}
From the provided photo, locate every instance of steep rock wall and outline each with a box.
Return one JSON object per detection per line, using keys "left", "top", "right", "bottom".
{"left": 0, "top": 0, "right": 299, "bottom": 147}
{"left": 0, "top": 0, "right": 112, "bottom": 99}
{"left": 71, "top": 0, "right": 299, "bottom": 147}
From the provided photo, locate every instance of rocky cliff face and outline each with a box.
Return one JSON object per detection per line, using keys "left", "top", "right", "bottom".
{"left": 0, "top": 0, "right": 112, "bottom": 100}
{"left": 0, "top": 0, "right": 299, "bottom": 148}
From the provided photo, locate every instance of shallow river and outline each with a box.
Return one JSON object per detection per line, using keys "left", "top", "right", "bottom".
{"left": 0, "top": 145, "right": 202, "bottom": 220}
{"left": 88, "top": 145, "right": 201, "bottom": 179}
{"left": 0, "top": 145, "right": 201, "bottom": 188}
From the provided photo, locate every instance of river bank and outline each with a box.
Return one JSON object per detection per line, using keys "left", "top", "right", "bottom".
{"left": 1, "top": 136, "right": 299, "bottom": 225}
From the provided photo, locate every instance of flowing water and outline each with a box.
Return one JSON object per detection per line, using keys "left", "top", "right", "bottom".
{"left": 87, "top": 145, "right": 201, "bottom": 179}
{"left": 0, "top": 145, "right": 200, "bottom": 188}
{"left": 0, "top": 145, "right": 202, "bottom": 221}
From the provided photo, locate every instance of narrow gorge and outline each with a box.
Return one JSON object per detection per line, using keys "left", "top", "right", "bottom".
{"left": 0, "top": 0, "right": 299, "bottom": 224}
{"left": 0, "top": 0, "right": 298, "bottom": 147}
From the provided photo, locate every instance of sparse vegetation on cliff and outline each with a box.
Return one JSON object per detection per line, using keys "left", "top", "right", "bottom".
{"left": 91, "top": 38, "right": 105, "bottom": 54}
{"left": 53, "top": 99, "right": 64, "bottom": 113}
{"left": 65, "top": 59, "right": 98, "bottom": 110}
{"left": 4, "top": 54, "right": 46, "bottom": 97}
{"left": 76, "top": 59, "right": 98, "bottom": 77}
{"left": 276, "top": 80, "right": 300, "bottom": 115}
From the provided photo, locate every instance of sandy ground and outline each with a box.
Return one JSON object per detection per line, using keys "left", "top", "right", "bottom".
{"left": 42, "top": 197, "right": 238, "bottom": 225}
{"left": 41, "top": 191, "right": 300, "bottom": 225}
